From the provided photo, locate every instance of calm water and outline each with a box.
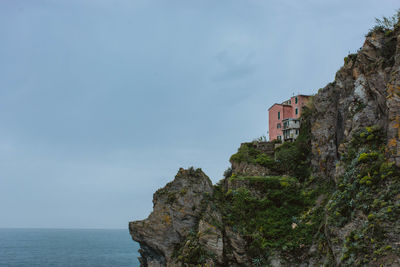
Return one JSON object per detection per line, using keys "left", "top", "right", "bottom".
{"left": 0, "top": 228, "right": 140, "bottom": 266}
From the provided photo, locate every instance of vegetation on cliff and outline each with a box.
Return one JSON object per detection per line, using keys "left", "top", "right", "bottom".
{"left": 214, "top": 176, "right": 327, "bottom": 265}
{"left": 130, "top": 10, "right": 400, "bottom": 266}
{"left": 214, "top": 124, "right": 399, "bottom": 265}
{"left": 229, "top": 103, "right": 313, "bottom": 181}
{"left": 215, "top": 103, "right": 335, "bottom": 265}
{"left": 326, "top": 126, "right": 400, "bottom": 265}
{"left": 367, "top": 9, "right": 400, "bottom": 37}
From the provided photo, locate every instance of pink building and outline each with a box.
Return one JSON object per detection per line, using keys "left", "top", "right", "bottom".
{"left": 268, "top": 95, "right": 311, "bottom": 141}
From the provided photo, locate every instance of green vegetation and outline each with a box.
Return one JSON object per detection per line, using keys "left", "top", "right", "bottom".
{"left": 327, "top": 126, "right": 400, "bottom": 265}
{"left": 173, "top": 87, "right": 399, "bottom": 265}
{"left": 275, "top": 132, "right": 311, "bottom": 182}
{"left": 172, "top": 230, "right": 215, "bottom": 265}
{"left": 254, "top": 153, "right": 275, "bottom": 168}
{"left": 224, "top": 124, "right": 399, "bottom": 264}
{"left": 253, "top": 135, "right": 267, "bottom": 142}
{"left": 212, "top": 175, "right": 330, "bottom": 264}
{"left": 223, "top": 167, "right": 233, "bottom": 179}
{"left": 215, "top": 102, "right": 318, "bottom": 264}
{"left": 225, "top": 101, "right": 400, "bottom": 265}
{"left": 230, "top": 142, "right": 266, "bottom": 164}
{"left": 230, "top": 144, "right": 280, "bottom": 172}
{"left": 275, "top": 104, "right": 313, "bottom": 180}
{"left": 229, "top": 104, "right": 313, "bottom": 181}
{"left": 344, "top": 53, "right": 358, "bottom": 64}
{"left": 367, "top": 9, "right": 400, "bottom": 37}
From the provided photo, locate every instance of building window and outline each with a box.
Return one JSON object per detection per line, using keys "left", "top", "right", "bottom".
{"left": 295, "top": 97, "right": 298, "bottom": 104}
{"left": 278, "top": 111, "right": 280, "bottom": 120}
{"left": 296, "top": 129, "right": 299, "bottom": 134}
{"left": 295, "top": 108, "right": 298, "bottom": 115}
{"left": 277, "top": 123, "right": 281, "bottom": 129}
{"left": 277, "top": 135, "right": 281, "bottom": 141}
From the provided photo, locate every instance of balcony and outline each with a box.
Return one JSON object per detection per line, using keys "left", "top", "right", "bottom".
{"left": 282, "top": 118, "right": 300, "bottom": 130}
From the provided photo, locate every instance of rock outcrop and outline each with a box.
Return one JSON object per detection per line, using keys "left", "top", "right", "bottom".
{"left": 311, "top": 28, "right": 400, "bottom": 180}
{"left": 129, "top": 168, "right": 213, "bottom": 266}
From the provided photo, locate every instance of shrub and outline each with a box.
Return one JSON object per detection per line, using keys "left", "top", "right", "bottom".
{"left": 367, "top": 9, "right": 400, "bottom": 36}
{"left": 172, "top": 230, "right": 215, "bottom": 264}
{"left": 219, "top": 175, "right": 324, "bottom": 261}
{"left": 344, "top": 53, "right": 358, "bottom": 64}
{"left": 358, "top": 152, "right": 379, "bottom": 163}
{"left": 223, "top": 167, "right": 233, "bottom": 179}
{"left": 274, "top": 103, "right": 313, "bottom": 181}
{"left": 230, "top": 143, "right": 281, "bottom": 172}
{"left": 230, "top": 143, "right": 260, "bottom": 163}
{"left": 253, "top": 135, "right": 267, "bottom": 142}
{"left": 275, "top": 140, "right": 310, "bottom": 181}
{"left": 254, "top": 154, "right": 275, "bottom": 168}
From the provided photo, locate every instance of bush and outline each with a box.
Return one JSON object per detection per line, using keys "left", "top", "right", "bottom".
{"left": 254, "top": 154, "right": 275, "bottom": 168}
{"left": 230, "top": 143, "right": 260, "bottom": 163}
{"left": 358, "top": 152, "right": 379, "bottom": 163}
{"left": 274, "top": 104, "right": 313, "bottom": 181}
{"left": 253, "top": 135, "right": 267, "bottom": 142}
{"left": 223, "top": 167, "right": 233, "bottom": 179}
{"left": 172, "top": 230, "right": 215, "bottom": 264}
{"left": 367, "top": 9, "right": 400, "bottom": 36}
{"left": 344, "top": 53, "right": 358, "bottom": 64}
{"left": 219, "top": 176, "right": 324, "bottom": 261}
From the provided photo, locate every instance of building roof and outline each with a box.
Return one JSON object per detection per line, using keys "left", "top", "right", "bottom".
{"left": 267, "top": 94, "right": 313, "bottom": 110}
{"left": 297, "top": 94, "right": 313, "bottom": 97}
{"left": 267, "top": 103, "right": 292, "bottom": 111}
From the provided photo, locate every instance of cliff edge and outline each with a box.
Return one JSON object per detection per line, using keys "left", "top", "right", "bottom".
{"left": 130, "top": 16, "right": 400, "bottom": 266}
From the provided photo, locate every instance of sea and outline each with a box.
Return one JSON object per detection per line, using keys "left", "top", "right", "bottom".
{"left": 0, "top": 228, "right": 140, "bottom": 266}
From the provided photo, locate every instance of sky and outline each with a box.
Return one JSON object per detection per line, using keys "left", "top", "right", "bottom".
{"left": 0, "top": 0, "right": 399, "bottom": 229}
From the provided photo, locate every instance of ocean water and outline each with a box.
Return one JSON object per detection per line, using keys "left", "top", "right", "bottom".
{"left": 0, "top": 228, "right": 140, "bottom": 266}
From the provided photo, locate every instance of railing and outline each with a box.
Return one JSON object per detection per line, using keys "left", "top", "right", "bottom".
{"left": 282, "top": 119, "right": 300, "bottom": 130}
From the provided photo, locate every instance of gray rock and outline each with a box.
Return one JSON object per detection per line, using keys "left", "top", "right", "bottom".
{"left": 129, "top": 168, "right": 213, "bottom": 266}
{"left": 311, "top": 28, "right": 400, "bottom": 181}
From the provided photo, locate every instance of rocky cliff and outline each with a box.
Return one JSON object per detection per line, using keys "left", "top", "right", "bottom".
{"left": 311, "top": 24, "right": 400, "bottom": 180}
{"left": 129, "top": 168, "right": 214, "bottom": 266}
{"left": 130, "top": 16, "right": 400, "bottom": 266}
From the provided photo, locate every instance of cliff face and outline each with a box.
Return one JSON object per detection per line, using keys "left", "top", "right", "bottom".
{"left": 311, "top": 28, "right": 400, "bottom": 180}
{"left": 130, "top": 22, "right": 400, "bottom": 266}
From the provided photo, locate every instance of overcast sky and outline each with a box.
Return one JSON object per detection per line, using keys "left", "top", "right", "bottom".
{"left": 0, "top": 0, "right": 398, "bottom": 229}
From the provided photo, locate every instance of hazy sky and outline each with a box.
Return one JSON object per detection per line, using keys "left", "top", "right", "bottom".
{"left": 0, "top": 0, "right": 398, "bottom": 229}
